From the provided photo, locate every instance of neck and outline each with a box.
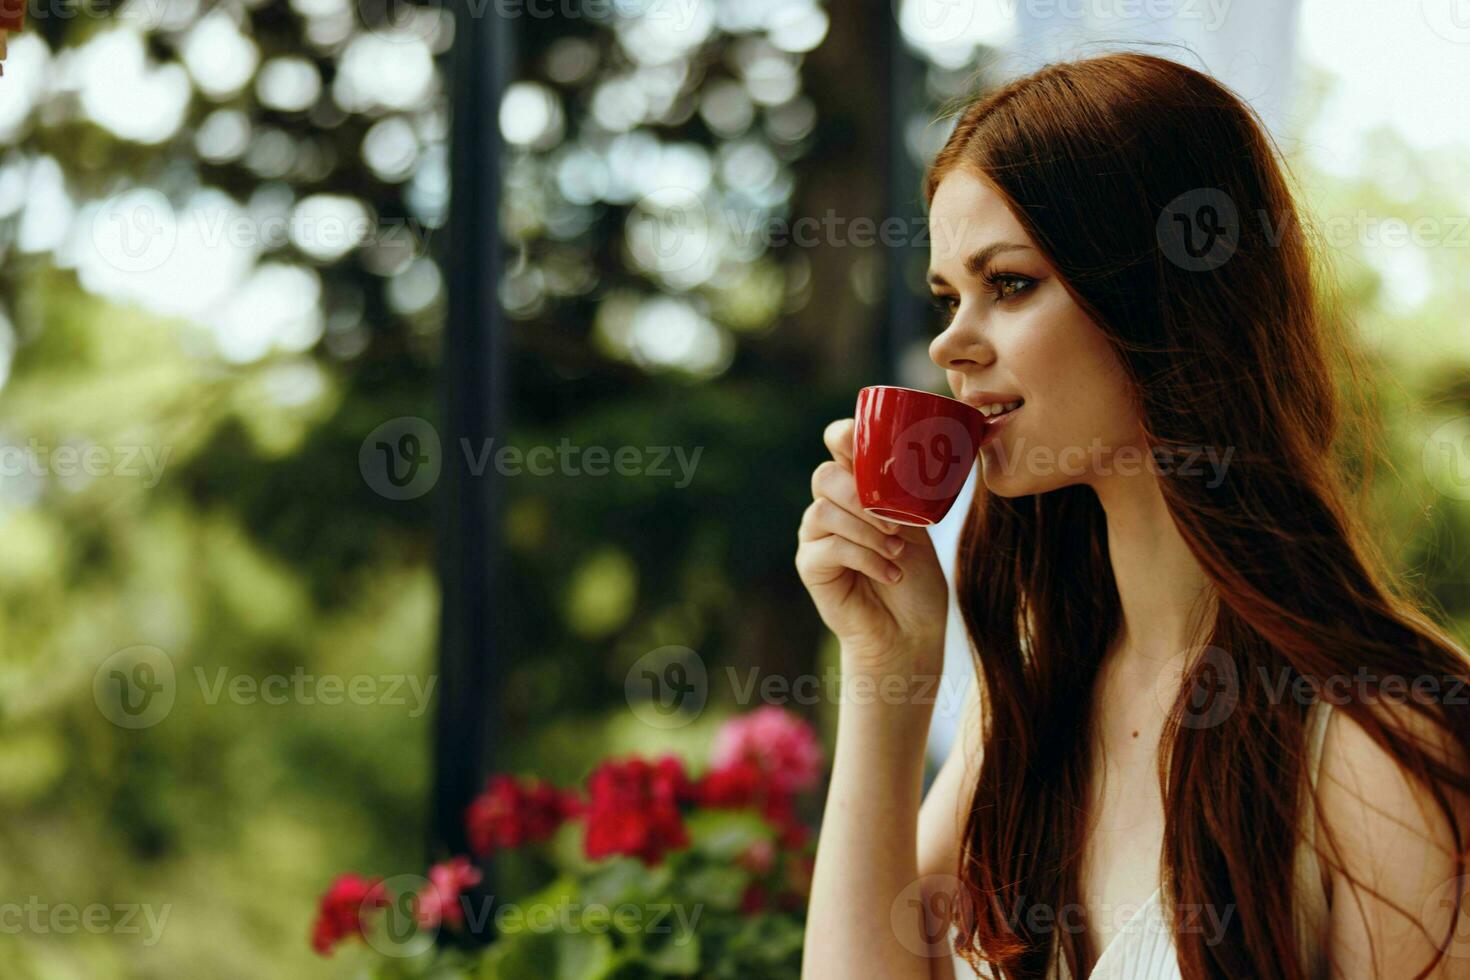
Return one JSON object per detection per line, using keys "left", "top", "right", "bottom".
{"left": 1092, "top": 468, "right": 1216, "bottom": 681}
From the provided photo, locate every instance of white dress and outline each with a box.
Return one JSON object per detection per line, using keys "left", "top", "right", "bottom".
{"left": 950, "top": 700, "right": 1335, "bottom": 980}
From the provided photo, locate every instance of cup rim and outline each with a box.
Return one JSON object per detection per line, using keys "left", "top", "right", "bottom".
{"left": 858, "top": 384, "right": 981, "bottom": 412}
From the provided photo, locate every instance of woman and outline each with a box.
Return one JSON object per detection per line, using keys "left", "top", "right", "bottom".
{"left": 795, "top": 52, "right": 1470, "bottom": 979}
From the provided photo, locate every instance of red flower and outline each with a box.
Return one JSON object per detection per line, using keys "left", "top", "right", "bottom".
{"left": 310, "top": 873, "right": 389, "bottom": 956}
{"left": 583, "top": 755, "right": 693, "bottom": 866}
{"left": 466, "top": 774, "right": 581, "bottom": 857}
{"left": 759, "top": 791, "right": 811, "bottom": 849}
{"left": 739, "top": 881, "right": 768, "bottom": 915}
{"left": 710, "top": 706, "right": 824, "bottom": 796}
{"left": 415, "top": 857, "right": 483, "bottom": 930}
{"left": 695, "top": 758, "right": 763, "bottom": 808}
{"left": 695, "top": 757, "right": 811, "bottom": 851}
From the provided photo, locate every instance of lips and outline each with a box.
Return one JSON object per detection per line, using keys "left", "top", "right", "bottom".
{"left": 978, "top": 404, "right": 1020, "bottom": 446}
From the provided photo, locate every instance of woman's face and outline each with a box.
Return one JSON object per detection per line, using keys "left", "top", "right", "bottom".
{"left": 926, "top": 169, "right": 1143, "bottom": 496}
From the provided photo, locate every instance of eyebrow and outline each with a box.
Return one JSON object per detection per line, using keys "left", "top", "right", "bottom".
{"left": 926, "top": 242, "right": 1034, "bottom": 287}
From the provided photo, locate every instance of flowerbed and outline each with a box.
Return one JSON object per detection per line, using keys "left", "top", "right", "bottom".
{"left": 312, "top": 706, "right": 823, "bottom": 979}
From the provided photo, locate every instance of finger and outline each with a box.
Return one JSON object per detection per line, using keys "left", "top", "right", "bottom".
{"left": 822, "top": 417, "right": 855, "bottom": 468}
{"left": 797, "top": 534, "right": 903, "bottom": 587}
{"left": 811, "top": 460, "right": 901, "bottom": 535}
{"left": 799, "top": 498, "right": 907, "bottom": 563}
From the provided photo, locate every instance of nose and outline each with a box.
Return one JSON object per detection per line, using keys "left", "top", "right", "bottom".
{"left": 928, "top": 316, "right": 995, "bottom": 373}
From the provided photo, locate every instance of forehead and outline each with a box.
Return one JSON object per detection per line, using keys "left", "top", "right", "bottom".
{"left": 928, "top": 169, "right": 1029, "bottom": 259}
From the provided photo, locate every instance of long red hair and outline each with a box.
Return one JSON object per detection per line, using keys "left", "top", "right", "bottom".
{"left": 926, "top": 51, "right": 1470, "bottom": 979}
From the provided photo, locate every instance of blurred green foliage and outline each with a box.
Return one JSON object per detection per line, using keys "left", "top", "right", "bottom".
{"left": 0, "top": 8, "right": 1466, "bottom": 980}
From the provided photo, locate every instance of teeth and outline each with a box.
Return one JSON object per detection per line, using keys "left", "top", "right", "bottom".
{"left": 979, "top": 400, "right": 1022, "bottom": 418}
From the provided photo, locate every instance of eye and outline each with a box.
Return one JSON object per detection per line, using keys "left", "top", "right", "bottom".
{"left": 981, "top": 270, "right": 1037, "bottom": 303}
{"left": 929, "top": 294, "right": 960, "bottom": 328}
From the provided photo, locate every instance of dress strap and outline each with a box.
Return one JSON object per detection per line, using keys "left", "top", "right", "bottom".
{"left": 1306, "top": 697, "right": 1334, "bottom": 790}
{"left": 1294, "top": 697, "right": 1336, "bottom": 979}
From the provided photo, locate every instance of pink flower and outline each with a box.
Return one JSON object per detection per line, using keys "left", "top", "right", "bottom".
{"left": 583, "top": 756, "right": 693, "bottom": 866}
{"left": 466, "top": 775, "right": 582, "bottom": 857}
{"left": 738, "top": 838, "right": 777, "bottom": 875}
{"left": 414, "top": 857, "right": 483, "bottom": 930}
{"left": 311, "top": 874, "right": 389, "bottom": 955}
{"left": 710, "top": 707, "right": 823, "bottom": 796}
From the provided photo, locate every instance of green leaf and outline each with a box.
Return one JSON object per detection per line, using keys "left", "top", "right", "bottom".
{"left": 546, "top": 821, "right": 599, "bottom": 876}
{"left": 684, "top": 810, "right": 773, "bottom": 861}
{"left": 676, "top": 865, "right": 750, "bottom": 911}
{"left": 639, "top": 930, "right": 701, "bottom": 975}
{"left": 580, "top": 857, "right": 672, "bottom": 907}
{"left": 496, "top": 876, "right": 579, "bottom": 936}
{"left": 370, "top": 947, "right": 477, "bottom": 980}
{"left": 480, "top": 928, "right": 621, "bottom": 980}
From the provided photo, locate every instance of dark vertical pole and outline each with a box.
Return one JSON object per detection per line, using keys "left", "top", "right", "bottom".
{"left": 434, "top": 0, "right": 514, "bottom": 858}
{"left": 880, "top": 1, "right": 928, "bottom": 383}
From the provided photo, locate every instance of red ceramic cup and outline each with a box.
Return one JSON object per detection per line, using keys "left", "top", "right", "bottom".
{"left": 852, "top": 385, "right": 988, "bottom": 527}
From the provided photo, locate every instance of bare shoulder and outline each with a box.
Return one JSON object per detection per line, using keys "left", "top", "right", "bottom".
{"left": 1316, "top": 697, "right": 1470, "bottom": 976}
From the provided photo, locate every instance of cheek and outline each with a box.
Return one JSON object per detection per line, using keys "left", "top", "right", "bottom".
{"left": 1013, "top": 311, "right": 1137, "bottom": 441}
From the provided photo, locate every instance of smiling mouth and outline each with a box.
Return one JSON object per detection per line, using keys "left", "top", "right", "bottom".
{"left": 977, "top": 399, "right": 1023, "bottom": 421}
{"left": 978, "top": 404, "right": 1020, "bottom": 446}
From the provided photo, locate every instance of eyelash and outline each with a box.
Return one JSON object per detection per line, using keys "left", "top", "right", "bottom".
{"left": 930, "top": 271, "right": 1036, "bottom": 326}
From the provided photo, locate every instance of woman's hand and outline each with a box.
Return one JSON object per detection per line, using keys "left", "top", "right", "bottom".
{"left": 795, "top": 418, "right": 952, "bottom": 684}
{"left": 798, "top": 419, "right": 963, "bottom": 980}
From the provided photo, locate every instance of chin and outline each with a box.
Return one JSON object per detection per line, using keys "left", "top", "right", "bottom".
{"left": 977, "top": 458, "right": 1031, "bottom": 497}
{"left": 978, "top": 449, "right": 1076, "bottom": 498}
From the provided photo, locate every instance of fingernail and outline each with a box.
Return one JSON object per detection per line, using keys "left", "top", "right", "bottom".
{"left": 886, "top": 536, "right": 905, "bottom": 556}
{"left": 887, "top": 564, "right": 902, "bottom": 582}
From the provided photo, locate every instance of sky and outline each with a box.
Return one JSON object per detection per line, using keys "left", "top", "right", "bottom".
{"left": 1298, "top": 0, "right": 1470, "bottom": 176}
